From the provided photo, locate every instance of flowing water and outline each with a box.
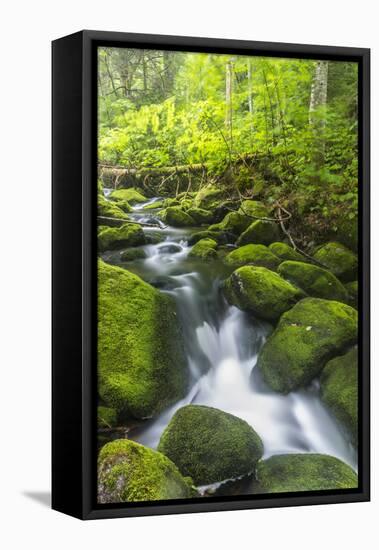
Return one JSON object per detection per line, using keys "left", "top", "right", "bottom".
{"left": 101, "top": 194, "right": 357, "bottom": 491}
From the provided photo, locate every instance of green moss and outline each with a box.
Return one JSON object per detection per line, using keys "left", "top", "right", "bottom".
{"left": 238, "top": 200, "right": 270, "bottom": 219}
{"left": 269, "top": 242, "right": 305, "bottom": 262}
{"left": 112, "top": 199, "right": 132, "bottom": 212}
{"left": 345, "top": 281, "right": 358, "bottom": 308}
{"left": 237, "top": 220, "right": 280, "bottom": 246}
{"left": 158, "top": 405, "right": 263, "bottom": 485}
{"left": 143, "top": 199, "right": 164, "bottom": 210}
{"left": 313, "top": 242, "right": 358, "bottom": 283}
{"left": 254, "top": 454, "right": 358, "bottom": 493}
{"left": 98, "top": 195, "right": 129, "bottom": 221}
{"left": 98, "top": 260, "right": 188, "bottom": 419}
{"left": 188, "top": 238, "right": 218, "bottom": 260}
{"left": 209, "top": 211, "right": 251, "bottom": 236}
{"left": 109, "top": 187, "right": 147, "bottom": 204}
{"left": 224, "top": 244, "right": 281, "bottom": 270}
{"left": 97, "top": 406, "right": 117, "bottom": 428}
{"left": 194, "top": 185, "right": 224, "bottom": 210}
{"left": 98, "top": 223, "right": 145, "bottom": 252}
{"left": 98, "top": 439, "right": 195, "bottom": 503}
{"left": 159, "top": 206, "right": 196, "bottom": 227}
{"left": 180, "top": 199, "right": 193, "bottom": 211}
{"left": 186, "top": 207, "right": 214, "bottom": 225}
{"left": 320, "top": 348, "right": 358, "bottom": 447}
{"left": 223, "top": 266, "right": 303, "bottom": 322}
{"left": 188, "top": 230, "right": 232, "bottom": 246}
{"left": 278, "top": 260, "right": 349, "bottom": 303}
{"left": 120, "top": 248, "right": 147, "bottom": 261}
{"left": 257, "top": 298, "right": 358, "bottom": 393}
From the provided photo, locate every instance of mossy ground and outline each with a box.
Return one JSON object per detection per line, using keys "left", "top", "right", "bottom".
{"left": 254, "top": 453, "right": 358, "bottom": 493}
{"left": 158, "top": 404, "right": 263, "bottom": 485}
{"left": 224, "top": 244, "right": 281, "bottom": 270}
{"left": 223, "top": 265, "right": 303, "bottom": 321}
{"left": 98, "top": 260, "right": 188, "bottom": 419}
{"left": 98, "top": 439, "right": 195, "bottom": 502}
{"left": 320, "top": 347, "right": 358, "bottom": 447}
{"left": 257, "top": 297, "right": 358, "bottom": 393}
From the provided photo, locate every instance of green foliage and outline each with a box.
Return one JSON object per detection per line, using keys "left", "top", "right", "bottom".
{"left": 158, "top": 405, "right": 263, "bottom": 485}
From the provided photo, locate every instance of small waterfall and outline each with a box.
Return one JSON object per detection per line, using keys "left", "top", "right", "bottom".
{"left": 108, "top": 200, "right": 358, "bottom": 474}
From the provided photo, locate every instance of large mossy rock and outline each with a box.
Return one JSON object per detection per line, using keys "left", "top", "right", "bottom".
{"left": 257, "top": 298, "right": 358, "bottom": 393}
{"left": 98, "top": 439, "right": 195, "bottom": 503}
{"left": 237, "top": 220, "right": 280, "bottom": 246}
{"left": 98, "top": 261, "right": 188, "bottom": 419}
{"left": 120, "top": 248, "right": 147, "bottom": 261}
{"left": 345, "top": 281, "right": 358, "bottom": 308}
{"left": 98, "top": 223, "right": 145, "bottom": 252}
{"left": 224, "top": 244, "right": 281, "bottom": 270}
{"left": 109, "top": 187, "right": 147, "bottom": 204}
{"left": 194, "top": 184, "right": 224, "bottom": 210}
{"left": 238, "top": 199, "right": 270, "bottom": 219}
{"left": 269, "top": 242, "right": 305, "bottom": 262}
{"left": 254, "top": 454, "right": 358, "bottom": 493}
{"left": 313, "top": 242, "right": 358, "bottom": 282}
{"left": 278, "top": 260, "right": 349, "bottom": 303}
{"left": 320, "top": 348, "right": 358, "bottom": 447}
{"left": 209, "top": 211, "right": 251, "bottom": 236}
{"left": 223, "top": 266, "right": 303, "bottom": 322}
{"left": 186, "top": 207, "right": 214, "bottom": 225}
{"left": 159, "top": 206, "right": 195, "bottom": 227}
{"left": 98, "top": 195, "right": 130, "bottom": 222}
{"left": 158, "top": 405, "right": 263, "bottom": 485}
{"left": 188, "top": 238, "right": 218, "bottom": 260}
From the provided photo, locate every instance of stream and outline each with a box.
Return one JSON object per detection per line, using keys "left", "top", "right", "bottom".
{"left": 101, "top": 195, "right": 357, "bottom": 492}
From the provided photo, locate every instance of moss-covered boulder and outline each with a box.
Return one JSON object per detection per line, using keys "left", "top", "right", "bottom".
{"left": 188, "top": 238, "right": 218, "bottom": 260}
{"left": 186, "top": 207, "right": 214, "bottom": 225}
{"left": 98, "top": 195, "right": 130, "bottom": 222}
{"left": 345, "top": 281, "right": 358, "bottom": 308}
{"left": 224, "top": 244, "right": 281, "bottom": 270}
{"left": 109, "top": 187, "right": 147, "bottom": 204}
{"left": 223, "top": 266, "right": 303, "bottom": 322}
{"left": 194, "top": 184, "right": 224, "bottom": 210}
{"left": 158, "top": 405, "right": 263, "bottom": 485}
{"left": 313, "top": 242, "right": 358, "bottom": 282}
{"left": 254, "top": 454, "right": 358, "bottom": 493}
{"left": 98, "top": 223, "right": 145, "bottom": 252}
{"left": 143, "top": 199, "right": 164, "bottom": 210}
{"left": 120, "top": 248, "right": 147, "bottom": 261}
{"left": 98, "top": 439, "right": 195, "bottom": 503}
{"left": 188, "top": 230, "right": 233, "bottom": 246}
{"left": 278, "top": 260, "right": 349, "bottom": 303}
{"left": 238, "top": 199, "right": 270, "bottom": 219}
{"left": 112, "top": 199, "right": 132, "bottom": 212}
{"left": 98, "top": 261, "right": 188, "bottom": 419}
{"left": 320, "top": 348, "right": 358, "bottom": 447}
{"left": 269, "top": 242, "right": 305, "bottom": 262}
{"left": 97, "top": 406, "right": 117, "bottom": 429}
{"left": 257, "top": 298, "right": 358, "bottom": 393}
{"left": 237, "top": 220, "right": 280, "bottom": 246}
{"left": 159, "top": 206, "right": 195, "bottom": 227}
{"left": 209, "top": 211, "right": 251, "bottom": 236}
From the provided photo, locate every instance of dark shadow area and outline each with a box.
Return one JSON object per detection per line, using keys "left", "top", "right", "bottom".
{"left": 22, "top": 491, "right": 51, "bottom": 508}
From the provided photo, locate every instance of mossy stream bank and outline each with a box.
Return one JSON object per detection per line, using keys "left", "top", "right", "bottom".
{"left": 97, "top": 186, "right": 358, "bottom": 502}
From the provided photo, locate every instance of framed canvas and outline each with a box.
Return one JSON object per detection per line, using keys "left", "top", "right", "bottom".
{"left": 52, "top": 30, "right": 370, "bottom": 520}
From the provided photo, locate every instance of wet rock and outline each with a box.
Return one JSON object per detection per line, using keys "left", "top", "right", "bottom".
{"left": 98, "top": 439, "right": 195, "bottom": 503}
{"left": 257, "top": 297, "right": 358, "bottom": 393}
{"left": 223, "top": 265, "right": 303, "bottom": 321}
{"left": 188, "top": 230, "right": 233, "bottom": 245}
{"left": 120, "top": 248, "right": 147, "bottom": 261}
{"left": 189, "top": 238, "right": 218, "bottom": 260}
{"left": 313, "top": 242, "right": 358, "bottom": 282}
{"left": 158, "top": 404, "right": 263, "bottom": 485}
{"left": 158, "top": 243, "right": 183, "bottom": 254}
{"left": 98, "top": 223, "right": 145, "bottom": 252}
{"left": 224, "top": 244, "right": 281, "bottom": 270}
{"left": 253, "top": 454, "right": 358, "bottom": 493}
{"left": 159, "top": 206, "right": 196, "bottom": 227}
{"left": 278, "top": 260, "right": 349, "bottom": 303}
{"left": 320, "top": 347, "right": 358, "bottom": 447}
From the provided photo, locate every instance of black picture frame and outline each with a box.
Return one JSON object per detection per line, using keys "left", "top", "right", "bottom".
{"left": 52, "top": 30, "right": 370, "bottom": 520}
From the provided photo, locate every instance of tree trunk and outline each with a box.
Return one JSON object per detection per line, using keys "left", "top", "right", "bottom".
{"left": 247, "top": 60, "right": 253, "bottom": 115}
{"left": 309, "top": 60, "right": 329, "bottom": 167}
{"left": 225, "top": 61, "right": 233, "bottom": 149}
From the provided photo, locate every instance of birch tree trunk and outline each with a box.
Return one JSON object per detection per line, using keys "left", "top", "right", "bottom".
{"left": 225, "top": 61, "right": 233, "bottom": 134}
{"left": 309, "top": 60, "right": 329, "bottom": 168}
